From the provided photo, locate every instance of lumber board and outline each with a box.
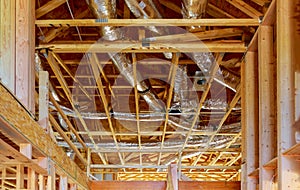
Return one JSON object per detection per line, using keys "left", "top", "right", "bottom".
{"left": 0, "top": 83, "right": 88, "bottom": 189}
{"left": 37, "top": 41, "right": 246, "bottom": 53}
{"left": 35, "top": 19, "right": 260, "bottom": 27}
{"left": 89, "top": 181, "right": 241, "bottom": 190}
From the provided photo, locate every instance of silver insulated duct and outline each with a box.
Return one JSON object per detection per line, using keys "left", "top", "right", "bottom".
{"left": 87, "top": 0, "right": 165, "bottom": 113}
{"left": 182, "top": 0, "right": 240, "bottom": 91}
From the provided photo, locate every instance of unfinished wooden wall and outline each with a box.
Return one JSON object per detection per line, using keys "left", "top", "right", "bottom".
{"left": 0, "top": 0, "right": 35, "bottom": 113}
{"left": 241, "top": 1, "right": 300, "bottom": 189}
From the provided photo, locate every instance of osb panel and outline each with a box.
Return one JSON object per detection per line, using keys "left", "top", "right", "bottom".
{"left": 0, "top": 84, "right": 88, "bottom": 189}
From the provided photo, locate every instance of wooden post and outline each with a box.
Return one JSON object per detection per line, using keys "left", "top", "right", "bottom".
{"left": 16, "top": 165, "right": 24, "bottom": 189}
{"left": 0, "top": 0, "right": 16, "bottom": 92}
{"left": 28, "top": 168, "right": 37, "bottom": 190}
{"left": 15, "top": 0, "right": 35, "bottom": 113}
{"left": 87, "top": 148, "right": 91, "bottom": 177}
{"left": 241, "top": 51, "right": 259, "bottom": 190}
{"left": 59, "top": 176, "right": 68, "bottom": 190}
{"left": 38, "top": 71, "right": 49, "bottom": 132}
{"left": 277, "top": 0, "right": 300, "bottom": 189}
{"left": 47, "top": 161, "right": 56, "bottom": 190}
{"left": 38, "top": 174, "right": 45, "bottom": 190}
{"left": 258, "top": 25, "right": 276, "bottom": 190}
{"left": 167, "top": 164, "right": 178, "bottom": 190}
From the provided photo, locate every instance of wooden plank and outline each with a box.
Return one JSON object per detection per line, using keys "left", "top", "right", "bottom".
{"left": 38, "top": 41, "right": 246, "bottom": 53}
{"left": 263, "top": 157, "right": 278, "bottom": 169}
{"left": 277, "top": 0, "right": 300, "bottom": 189}
{"left": 35, "top": 0, "right": 66, "bottom": 18}
{"left": 160, "top": 0, "right": 181, "bottom": 14}
{"left": 38, "top": 71, "right": 49, "bottom": 131}
{"left": 59, "top": 176, "right": 68, "bottom": 190}
{"left": 0, "top": 84, "right": 88, "bottom": 189}
{"left": 27, "top": 168, "right": 37, "bottom": 190}
{"left": 16, "top": 165, "right": 24, "bottom": 189}
{"left": 49, "top": 114, "right": 87, "bottom": 166}
{"left": 145, "top": 28, "right": 243, "bottom": 42}
{"left": 35, "top": 18, "right": 260, "bottom": 27}
{"left": 247, "top": 0, "right": 275, "bottom": 52}
{"left": 241, "top": 52, "right": 259, "bottom": 190}
{"left": 38, "top": 174, "right": 45, "bottom": 190}
{"left": 49, "top": 93, "right": 87, "bottom": 151}
{"left": 0, "top": 0, "right": 16, "bottom": 93}
{"left": 226, "top": 0, "right": 263, "bottom": 18}
{"left": 90, "top": 181, "right": 241, "bottom": 190}
{"left": 258, "top": 25, "right": 276, "bottom": 190}
{"left": 207, "top": 3, "right": 235, "bottom": 18}
{"left": 15, "top": 0, "right": 35, "bottom": 113}
{"left": 166, "top": 164, "right": 178, "bottom": 190}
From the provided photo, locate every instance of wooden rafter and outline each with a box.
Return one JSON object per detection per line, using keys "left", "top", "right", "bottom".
{"left": 36, "top": 0, "right": 66, "bottom": 19}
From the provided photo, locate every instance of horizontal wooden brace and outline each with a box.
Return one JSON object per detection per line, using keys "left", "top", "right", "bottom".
{"left": 37, "top": 41, "right": 246, "bottom": 53}
{"left": 35, "top": 18, "right": 260, "bottom": 27}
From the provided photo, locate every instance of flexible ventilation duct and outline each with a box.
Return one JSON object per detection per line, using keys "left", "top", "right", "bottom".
{"left": 87, "top": 0, "right": 165, "bottom": 113}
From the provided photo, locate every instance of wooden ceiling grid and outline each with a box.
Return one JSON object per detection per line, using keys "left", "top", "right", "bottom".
{"left": 32, "top": 0, "right": 272, "bottom": 181}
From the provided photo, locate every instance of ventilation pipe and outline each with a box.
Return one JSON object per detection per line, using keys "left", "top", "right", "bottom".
{"left": 87, "top": 0, "right": 165, "bottom": 113}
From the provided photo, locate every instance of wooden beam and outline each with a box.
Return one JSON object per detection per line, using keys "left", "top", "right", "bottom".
{"left": 0, "top": 84, "right": 88, "bottom": 189}
{"left": 160, "top": 0, "right": 181, "bottom": 14}
{"left": 35, "top": 18, "right": 260, "bottom": 27}
{"left": 49, "top": 93, "right": 87, "bottom": 151}
{"left": 90, "top": 181, "right": 241, "bottom": 190}
{"left": 241, "top": 52, "right": 259, "bottom": 190}
{"left": 277, "top": 0, "right": 300, "bottom": 189}
{"left": 49, "top": 114, "right": 87, "bottom": 166}
{"left": 207, "top": 3, "right": 235, "bottom": 18}
{"left": 145, "top": 28, "right": 243, "bottom": 42}
{"left": 258, "top": 25, "right": 276, "bottom": 190}
{"left": 90, "top": 164, "right": 240, "bottom": 170}
{"left": 35, "top": 0, "right": 66, "bottom": 18}
{"left": 226, "top": 0, "right": 263, "bottom": 18}
{"left": 15, "top": 0, "right": 35, "bottom": 113}
{"left": 37, "top": 41, "right": 246, "bottom": 53}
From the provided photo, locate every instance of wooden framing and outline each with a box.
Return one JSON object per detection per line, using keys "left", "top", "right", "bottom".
{"left": 241, "top": 51, "right": 259, "bottom": 190}
{"left": 276, "top": 0, "right": 300, "bottom": 189}
{"left": 37, "top": 41, "right": 247, "bottom": 53}
{"left": 35, "top": 18, "right": 260, "bottom": 27}
{"left": 15, "top": 0, "right": 35, "bottom": 113}
{"left": 258, "top": 25, "right": 276, "bottom": 190}
{"left": 0, "top": 83, "right": 88, "bottom": 189}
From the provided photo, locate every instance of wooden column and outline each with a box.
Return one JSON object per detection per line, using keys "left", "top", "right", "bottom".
{"left": 0, "top": 0, "right": 35, "bottom": 112}
{"left": 59, "top": 176, "right": 68, "bottom": 190}
{"left": 258, "top": 25, "right": 276, "bottom": 190}
{"left": 277, "top": 0, "right": 300, "bottom": 189}
{"left": 241, "top": 51, "right": 259, "bottom": 190}
{"left": 15, "top": 0, "right": 35, "bottom": 113}
{"left": 167, "top": 164, "right": 178, "bottom": 190}
{"left": 38, "top": 71, "right": 49, "bottom": 132}
{"left": 0, "top": 0, "right": 16, "bottom": 92}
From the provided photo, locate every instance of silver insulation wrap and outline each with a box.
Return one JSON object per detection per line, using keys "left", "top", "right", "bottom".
{"left": 124, "top": 0, "right": 172, "bottom": 59}
{"left": 87, "top": 0, "right": 165, "bottom": 113}
{"left": 87, "top": 0, "right": 122, "bottom": 41}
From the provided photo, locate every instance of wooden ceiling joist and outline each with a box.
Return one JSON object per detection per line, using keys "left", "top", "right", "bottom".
{"left": 37, "top": 41, "right": 246, "bottom": 53}
{"left": 35, "top": 18, "right": 260, "bottom": 27}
